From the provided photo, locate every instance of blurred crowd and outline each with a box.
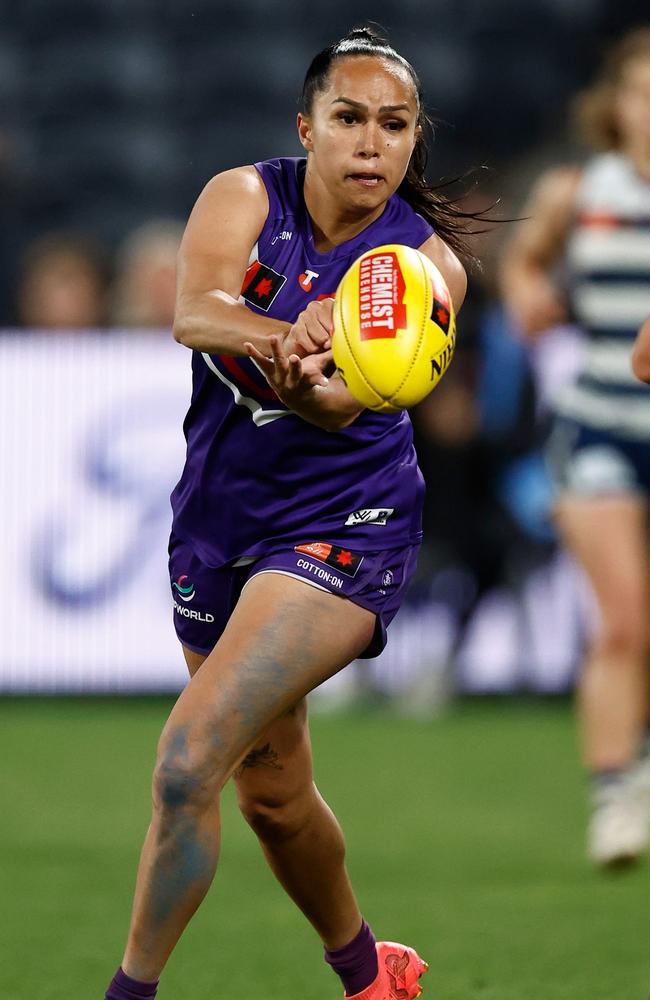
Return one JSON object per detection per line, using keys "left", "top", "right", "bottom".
{"left": 12, "top": 219, "right": 183, "bottom": 329}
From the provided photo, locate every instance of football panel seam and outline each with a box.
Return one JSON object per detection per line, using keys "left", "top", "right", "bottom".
{"left": 388, "top": 247, "right": 431, "bottom": 405}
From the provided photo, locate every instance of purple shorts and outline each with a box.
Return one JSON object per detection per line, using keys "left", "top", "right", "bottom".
{"left": 168, "top": 534, "right": 420, "bottom": 659}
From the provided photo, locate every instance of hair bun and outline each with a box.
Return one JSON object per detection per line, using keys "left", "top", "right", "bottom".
{"left": 344, "top": 25, "right": 387, "bottom": 45}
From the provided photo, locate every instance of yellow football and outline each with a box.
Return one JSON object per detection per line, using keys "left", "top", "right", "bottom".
{"left": 332, "top": 243, "right": 456, "bottom": 412}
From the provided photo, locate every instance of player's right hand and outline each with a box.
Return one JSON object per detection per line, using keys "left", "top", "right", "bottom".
{"left": 282, "top": 298, "right": 334, "bottom": 357}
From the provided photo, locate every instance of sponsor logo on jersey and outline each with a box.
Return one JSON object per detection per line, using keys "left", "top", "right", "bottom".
{"left": 299, "top": 269, "right": 319, "bottom": 292}
{"left": 359, "top": 251, "right": 407, "bottom": 340}
{"left": 296, "top": 559, "right": 344, "bottom": 589}
{"left": 241, "top": 260, "right": 286, "bottom": 310}
{"left": 173, "top": 600, "right": 215, "bottom": 623}
{"left": 172, "top": 574, "right": 195, "bottom": 602}
{"left": 345, "top": 507, "right": 394, "bottom": 526}
{"left": 294, "top": 541, "right": 363, "bottom": 578}
{"left": 271, "top": 230, "right": 293, "bottom": 245}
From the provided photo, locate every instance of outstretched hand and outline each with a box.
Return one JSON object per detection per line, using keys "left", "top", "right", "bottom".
{"left": 244, "top": 336, "right": 334, "bottom": 398}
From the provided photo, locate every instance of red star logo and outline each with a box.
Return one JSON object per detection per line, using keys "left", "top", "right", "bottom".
{"left": 335, "top": 550, "right": 353, "bottom": 567}
{"left": 255, "top": 277, "right": 273, "bottom": 296}
{"left": 436, "top": 306, "right": 449, "bottom": 326}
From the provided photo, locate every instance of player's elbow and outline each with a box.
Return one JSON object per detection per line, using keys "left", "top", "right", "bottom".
{"left": 173, "top": 314, "right": 199, "bottom": 349}
{"left": 326, "top": 406, "right": 365, "bottom": 431}
{"left": 320, "top": 415, "right": 352, "bottom": 432}
{"left": 448, "top": 258, "right": 467, "bottom": 314}
{"left": 326, "top": 417, "right": 355, "bottom": 432}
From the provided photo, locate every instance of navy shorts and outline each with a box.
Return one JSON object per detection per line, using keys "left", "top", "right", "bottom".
{"left": 546, "top": 417, "right": 650, "bottom": 497}
{"left": 168, "top": 534, "right": 420, "bottom": 659}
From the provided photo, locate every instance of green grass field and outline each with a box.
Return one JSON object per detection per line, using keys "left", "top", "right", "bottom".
{"left": 1, "top": 696, "right": 649, "bottom": 1000}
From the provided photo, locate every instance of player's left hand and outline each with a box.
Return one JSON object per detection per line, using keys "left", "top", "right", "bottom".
{"left": 282, "top": 298, "right": 335, "bottom": 358}
{"left": 244, "top": 337, "right": 333, "bottom": 399}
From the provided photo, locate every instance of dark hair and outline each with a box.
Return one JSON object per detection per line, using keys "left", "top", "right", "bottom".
{"left": 301, "top": 25, "right": 485, "bottom": 264}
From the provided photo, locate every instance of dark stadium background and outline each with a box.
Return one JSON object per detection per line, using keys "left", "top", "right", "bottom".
{"left": 0, "top": 0, "right": 647, "bottom": 320}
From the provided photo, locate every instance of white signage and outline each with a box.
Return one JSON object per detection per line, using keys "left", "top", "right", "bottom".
{"left": 0, "top": 331, "right": 191, "bottom": 692}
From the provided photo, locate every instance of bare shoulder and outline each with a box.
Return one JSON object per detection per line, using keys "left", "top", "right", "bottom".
{"left": 201, "top": 164, "right": 268, "bottom": 204}
{"left": 177, "top": 165, "right": 270, "bottom": 300}
{"left": 182, "top": 165, "right": 269, "bottom": 248}
{"left": 417, "top": 233, "right": 467, "bottom": 313}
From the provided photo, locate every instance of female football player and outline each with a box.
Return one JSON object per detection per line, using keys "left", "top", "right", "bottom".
{"left": 500, "top": 29, "right": 650, "bottom": 867}
{"left": 104, "top": 26, "right": 466, "bottom": 1000}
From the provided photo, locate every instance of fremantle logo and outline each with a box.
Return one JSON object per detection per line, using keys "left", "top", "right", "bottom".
{"left": 240, "top": 260, "right": 286, "bottom": 311}
{"left": 345, "top": 508, "right": 395, "bottom": 526}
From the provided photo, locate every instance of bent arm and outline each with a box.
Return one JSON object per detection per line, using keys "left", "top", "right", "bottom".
{"left": 263, "top": 235, "right": 469, "bottom": 432}
{"left": 499, "top": 166, "right": 581, "bottom": 337}
{"left": 173, "top": 166, "right": 291, "bottom": 355}
{"left": 246, "top": 327, "right": 365, "bottom": 432}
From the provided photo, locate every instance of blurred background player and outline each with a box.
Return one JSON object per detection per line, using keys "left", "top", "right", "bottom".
{"left": 104, "top": 26, "right": 467, "bottom": 1000}
{"left": 16, "top": 230, "right": 111, "bottom": 329}
{"left": 110, "top": 219, "right": 184, "bottom": 328}
{"left": 500, "top": 28, "right": 650, "bottom": 866}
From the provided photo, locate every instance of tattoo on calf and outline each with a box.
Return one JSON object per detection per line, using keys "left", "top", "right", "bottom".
{"left": 234, "top": 742, "right": 283, "bottom": 777}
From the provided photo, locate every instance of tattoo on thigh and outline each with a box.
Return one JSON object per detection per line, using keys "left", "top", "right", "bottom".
{"left": 234, "top": 742, "right": 283, "bottom": 777}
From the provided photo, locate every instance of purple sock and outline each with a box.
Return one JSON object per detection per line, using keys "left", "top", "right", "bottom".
{"left": 325, "top": 920, "right": 378, "bottom": 997}
{"left": 105, "top": 967, "right": 159, "bottom": 1000}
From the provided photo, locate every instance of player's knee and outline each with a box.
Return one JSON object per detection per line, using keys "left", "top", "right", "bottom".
{"left": 239, "top": 789, "right": 312, "bottom": 842}
{"left": 153, "top": 745, "right": 218, "bottom": 813}
{"left": 153, "top": 760, "right": 206, "bottom": 812}
{"left": 596, "top": 612, "right": 649, "bottom": 659}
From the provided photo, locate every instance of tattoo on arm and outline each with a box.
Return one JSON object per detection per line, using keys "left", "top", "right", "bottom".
{"left": 234, "top": 742, "right": 283, "bottom": 777}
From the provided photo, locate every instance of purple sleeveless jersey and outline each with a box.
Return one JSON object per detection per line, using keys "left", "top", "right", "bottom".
{"left": 170, "top": 157, "right": 434, "bottom": 567}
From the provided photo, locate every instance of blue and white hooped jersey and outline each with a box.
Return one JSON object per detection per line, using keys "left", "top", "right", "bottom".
{"left": 554, "top": 153, "right": 650, "bottom": 439}
{"left": 171, "top": 157, "right": 434, "bottom": 567}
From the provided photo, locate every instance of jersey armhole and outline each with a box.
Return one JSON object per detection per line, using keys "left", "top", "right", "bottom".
{"left": 252, "top": 163, "right": 290, "bottom": 259}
